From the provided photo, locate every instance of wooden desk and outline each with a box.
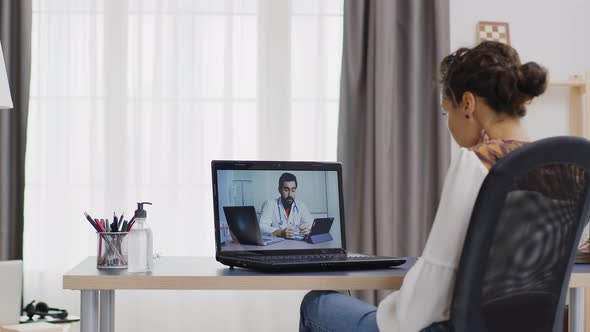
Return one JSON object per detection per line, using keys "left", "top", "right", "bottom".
{"left": 222, "top": 238, "right": 338, "bottom": 251}
{"left": 63, "top": 256, "right": 590, "bottom": 332}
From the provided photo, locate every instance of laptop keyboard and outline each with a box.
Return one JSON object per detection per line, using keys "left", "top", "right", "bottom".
{"left": 237, "top": 253, "right": 377, "bottom": 262}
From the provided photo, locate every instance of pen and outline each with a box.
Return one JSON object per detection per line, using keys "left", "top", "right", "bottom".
{"left": 119, "top": 214, "right": 124, "bottom": 230}
{"left": 83, "top": 212, "right": 100, "bottom": 232}
{"left": 90, "top": 216, "right": 106, "bottom": 264}
{"left": 121, "top": 220, "right": 128, "bottom": 233}
{"left": 112, "top": 214, "right": 118, "bottom": 232}
{"left": 115, "top": 213, "right": 121, "bottom": 231}
{"left": 127, "top": 216, "right": 136, "bottom": 231}
{"left": 127, "top": 220, "right": 136, "bottom": 231}
{"left": 84, "top": 212, "right": 103, "bottom": 264}
{"left": 95, "top": 218, "right": 105, "bottom": 232}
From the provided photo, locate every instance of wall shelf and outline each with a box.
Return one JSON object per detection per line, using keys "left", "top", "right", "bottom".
{"left": 549, "top": 72, "right": 590, "bottom": 332}
{"left": 548, "top": 72, "right": 590, "bottom": 137}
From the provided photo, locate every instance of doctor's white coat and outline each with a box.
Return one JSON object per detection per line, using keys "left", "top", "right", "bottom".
{"left": 259, "top": 198, "right": 314, "bottom": 236}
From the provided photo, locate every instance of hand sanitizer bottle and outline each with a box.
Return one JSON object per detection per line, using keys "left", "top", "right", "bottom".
{"left": 127, "top": 202, "right": 153, "bottom": 272}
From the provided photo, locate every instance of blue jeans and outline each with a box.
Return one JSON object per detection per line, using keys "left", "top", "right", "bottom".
{"left": 299, "top": 291, "right": 451, "bottom": 332}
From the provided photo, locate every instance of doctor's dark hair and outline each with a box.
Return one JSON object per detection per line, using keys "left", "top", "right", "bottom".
{"left": 440, "top": 41, "right": 547, "bottom": 117}
{"left": 278, "top": 173, "right": 297, "bottom": 189}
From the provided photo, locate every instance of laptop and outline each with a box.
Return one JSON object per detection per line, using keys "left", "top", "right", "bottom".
{"left": 212, "top": 160, "right": 406, "bottom": 271}
{"left": 223, "top": 206, "right": 285, "bottom": 246}
{"left": 0, "top": 260, "right": 23, "bottom": 325}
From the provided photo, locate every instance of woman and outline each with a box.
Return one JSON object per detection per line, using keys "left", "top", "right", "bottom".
{"left": 299, "top": 41, "right": 548, "bottom": 332}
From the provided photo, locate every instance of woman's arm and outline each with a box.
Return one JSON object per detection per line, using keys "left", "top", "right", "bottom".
{"left": 376, "top": 148, "right": 488, "bottom": 331}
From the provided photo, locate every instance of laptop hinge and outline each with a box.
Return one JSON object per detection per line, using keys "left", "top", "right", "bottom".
{"left": 320, "top": 248, "right": 346, "bottom": 254}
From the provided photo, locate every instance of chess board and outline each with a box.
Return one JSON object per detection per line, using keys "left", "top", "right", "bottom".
{"left": 477, "top": 21, "right": 510, "bottom": 45}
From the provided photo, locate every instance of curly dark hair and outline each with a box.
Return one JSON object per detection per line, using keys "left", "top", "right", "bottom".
{"left": 440, "top": 41, "right": 548, "bottom": 117}
{"left": 278, "top": 172, "right": 297, "bottom": 189}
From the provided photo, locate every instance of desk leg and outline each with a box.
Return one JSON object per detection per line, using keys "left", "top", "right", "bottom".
{"left": 81, "top": 290, "right": 98, "bottom": 332}
{"left": 99, "top": 290, "right": 115, "bottom": 332}
{"left": 570, "top": 288, "right": 584, "bottom": 332}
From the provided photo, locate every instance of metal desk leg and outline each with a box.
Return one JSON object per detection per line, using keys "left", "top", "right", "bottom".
{"left": 570, "top": 288, "right": 584, "bottom": 332}
{"left": 99, "top": 290, "right": 115, "bottom": 332}
{"left": 81, "top": 290, "right": 98, "bottom": 332}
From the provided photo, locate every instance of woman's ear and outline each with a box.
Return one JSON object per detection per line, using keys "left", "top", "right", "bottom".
{"left": 460, "top": 92, "right": 476, "bottom": 118}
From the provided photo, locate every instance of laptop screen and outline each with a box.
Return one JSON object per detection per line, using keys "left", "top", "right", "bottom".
{"left": 213, "top": 162, "right": 345, "bottom": 252}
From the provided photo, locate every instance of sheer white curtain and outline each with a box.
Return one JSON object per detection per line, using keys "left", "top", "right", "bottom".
{"left": 25, "top": 0, "right": 342, "bottom": 330}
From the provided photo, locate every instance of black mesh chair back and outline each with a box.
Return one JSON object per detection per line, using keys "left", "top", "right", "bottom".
{"left": 449, "top": 137, "right": 590, "bottom": 332}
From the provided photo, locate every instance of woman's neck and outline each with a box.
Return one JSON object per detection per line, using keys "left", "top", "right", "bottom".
{"left": 483, "top": 117, "right": 530, "bottom": 142}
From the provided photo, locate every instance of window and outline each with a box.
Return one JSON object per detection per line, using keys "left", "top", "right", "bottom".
{"left": 25, "top": 1, "right": 343, "bottom": 330}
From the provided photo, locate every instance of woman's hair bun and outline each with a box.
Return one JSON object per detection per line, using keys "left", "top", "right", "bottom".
{"left": 440, "top": 41, "right": 549, "bottom": 118}
{"left": 517, "top": 62, "right": 548, "bottom": 98}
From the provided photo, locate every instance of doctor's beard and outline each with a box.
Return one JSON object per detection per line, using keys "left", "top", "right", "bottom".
{"left": 282, "top": 197, "right": 294, "bottom": 208}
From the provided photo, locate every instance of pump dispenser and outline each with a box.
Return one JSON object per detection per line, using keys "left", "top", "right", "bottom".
{"left": 127, "top": 202, "right": 153, "bottom": 272}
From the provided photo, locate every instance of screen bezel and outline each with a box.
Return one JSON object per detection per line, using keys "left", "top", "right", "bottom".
{"left": 211, "top": 160, "right": 347, "bottom": 256}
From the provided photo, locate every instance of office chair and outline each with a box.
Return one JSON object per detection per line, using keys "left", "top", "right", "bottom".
{"left": 448, "top": 137, "right": 590, "bottom": 332}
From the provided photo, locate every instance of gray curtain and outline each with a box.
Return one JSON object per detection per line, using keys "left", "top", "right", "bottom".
{"left": 0, "top": 0, "right": 32, "bottom": 260}
{"left": 338, "top": 0, "right": 450, "bottom": 303}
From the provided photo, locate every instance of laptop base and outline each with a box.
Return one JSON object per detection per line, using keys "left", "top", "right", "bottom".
{"left": 308, "top": 233, "right": 333, "bottom": 244}
{"left": 217, "top": 254, "right": 406, "bottom": 272}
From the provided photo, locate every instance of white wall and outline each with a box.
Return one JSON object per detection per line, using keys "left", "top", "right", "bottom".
{"left": 218, "top": 170, "right": 329, "bottom": 214}
{"left": 450, "top": 0, "right": 590, "bottom": 140}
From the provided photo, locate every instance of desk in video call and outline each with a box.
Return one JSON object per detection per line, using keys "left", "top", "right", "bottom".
{"left": 222, "top": 239, "right": 336, "bottom": 251}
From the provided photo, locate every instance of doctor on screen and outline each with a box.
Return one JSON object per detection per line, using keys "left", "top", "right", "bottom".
{"left": 259, "top": 172, "right": 314, "bottom": 239}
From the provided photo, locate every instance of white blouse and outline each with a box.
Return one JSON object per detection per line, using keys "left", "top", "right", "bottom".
{"left": 376, "top": 148, "right": 489, "bottom": 331}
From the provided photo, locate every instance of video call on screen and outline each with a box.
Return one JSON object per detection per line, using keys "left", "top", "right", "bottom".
{"left": 217, "top": 170, "right": 343, "bottom": 251}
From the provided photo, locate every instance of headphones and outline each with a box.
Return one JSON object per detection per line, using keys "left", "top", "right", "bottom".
{"left": 23, "top": 300, "right": 68, "bottom": 320}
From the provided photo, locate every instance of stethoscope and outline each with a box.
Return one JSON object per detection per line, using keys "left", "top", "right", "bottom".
{"left": 277, "top": 198, "right": 299, "bottom": 226}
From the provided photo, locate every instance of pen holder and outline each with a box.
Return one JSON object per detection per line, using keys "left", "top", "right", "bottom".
{"left": 97, "top": 232, "right": 129, "bottom": 269}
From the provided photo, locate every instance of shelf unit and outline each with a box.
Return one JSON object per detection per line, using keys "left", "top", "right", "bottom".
{"left": 548, "top": 72, "right": 590, "bottom": 332}
{"left": 548, "top": 71, "right": 590, "bottom": 137}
